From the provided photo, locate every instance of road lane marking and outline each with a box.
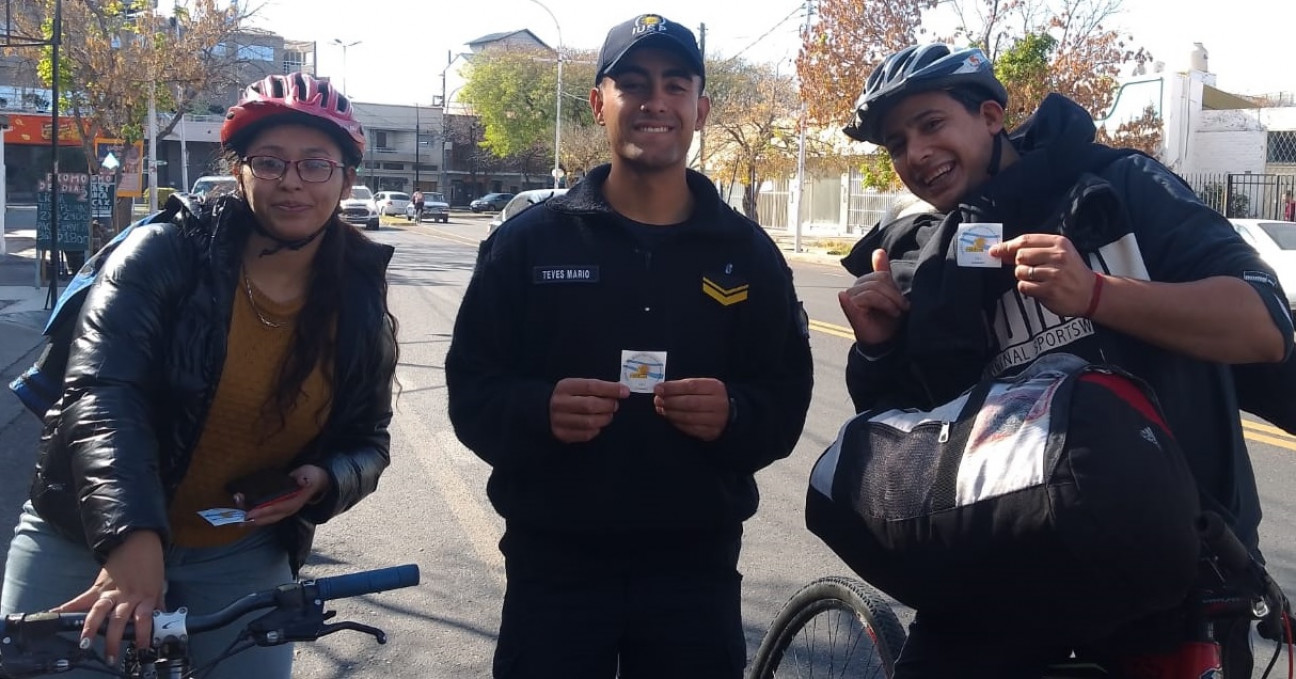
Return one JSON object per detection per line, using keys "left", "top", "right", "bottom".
{"left": 807, "top": 318, "right": 855, "bottom": 340}
{"left": 389, "top": 222, "right": 485, "bottom": 246}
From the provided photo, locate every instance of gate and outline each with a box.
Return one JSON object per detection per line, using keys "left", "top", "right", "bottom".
{"left": 1225, "top": 173, "right": 1296, "bottom": 220}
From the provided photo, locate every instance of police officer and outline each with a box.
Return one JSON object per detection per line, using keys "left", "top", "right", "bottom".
{"left": 445, "top": 13, "right": 814, "bottom": 679}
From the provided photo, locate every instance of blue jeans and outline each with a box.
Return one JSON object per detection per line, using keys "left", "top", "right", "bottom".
{"left": 1, "top": 502, "right": 294, "bottom": 679}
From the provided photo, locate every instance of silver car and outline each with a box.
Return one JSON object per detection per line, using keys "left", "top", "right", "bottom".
{"left": 405, "top": 192, "right": 450, "bottom": 223}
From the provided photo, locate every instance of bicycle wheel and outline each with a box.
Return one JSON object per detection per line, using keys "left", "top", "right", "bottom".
{"left": 748, "top": 575, "right": 907, "bottom": 679}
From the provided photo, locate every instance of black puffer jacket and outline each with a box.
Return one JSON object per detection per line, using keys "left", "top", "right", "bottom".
{"left": 29, "top": 195, "right": 397, "bottom": 574}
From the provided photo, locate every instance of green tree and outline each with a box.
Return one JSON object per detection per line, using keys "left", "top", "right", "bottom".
{"left": 459, "top": 45, "right": 598, "bottom": 164}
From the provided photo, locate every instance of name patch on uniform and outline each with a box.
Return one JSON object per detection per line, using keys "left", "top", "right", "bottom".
{"left": 534, "top": 265, "right": 600, "bottom": 284}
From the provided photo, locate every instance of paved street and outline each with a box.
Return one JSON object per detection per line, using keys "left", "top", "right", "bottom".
{"left": 0, "top": 213, "right": 1295, "bottom": 677}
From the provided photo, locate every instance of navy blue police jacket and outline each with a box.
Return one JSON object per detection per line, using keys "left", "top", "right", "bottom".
{"left": 445, "top": 164, "right": 814, "bottom": 536}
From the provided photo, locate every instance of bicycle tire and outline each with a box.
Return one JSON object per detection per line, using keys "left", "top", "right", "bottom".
{"left": 748, "top": 575, "right": 907, "bottom": 679}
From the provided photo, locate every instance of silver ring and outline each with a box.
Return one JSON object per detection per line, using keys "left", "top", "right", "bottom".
{"left": 1027, "top": 266, "right": 1036, "bottom": 281}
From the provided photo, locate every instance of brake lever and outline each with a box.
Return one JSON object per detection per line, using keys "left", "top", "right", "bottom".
{"left": 315, "top": 620, "right": 387, "bottom": 644}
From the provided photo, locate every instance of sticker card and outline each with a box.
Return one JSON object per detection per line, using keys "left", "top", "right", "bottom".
{"left": 956, "top": 222, "right": 1004, "bottom": 268}
{"left": 620, "top": 350, "right": 667, "bottom": 394}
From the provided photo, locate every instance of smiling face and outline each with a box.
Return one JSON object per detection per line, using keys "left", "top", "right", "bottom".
{"left": 235, "top": 123, "right": 355, "bottom": 242}
{"left": 878, "top": 90, "right": 1006, "bottom": 212}
{"left": 591, "top": 45, "right": 709, "bottom": 174}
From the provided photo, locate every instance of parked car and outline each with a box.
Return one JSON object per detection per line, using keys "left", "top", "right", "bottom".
{"left": 1230, "top": 218, "right": 1296, "bottom": 309}
{"left": 374, "top": 191, "right": 411, "bottom": 216}
{"left": 188, "top": 175, "right": 237, "bottom": 206}
{"left": 488, "top": 189, "right": 569, "bottom": 234}
{"left": 340, "top": 185, "right": 381, "bottom": 230}
{"left": 405, "top": 191, "right": 450, "bottom": 223}
{"left": 470, "top": 192, "right": 514, "bottom": 213}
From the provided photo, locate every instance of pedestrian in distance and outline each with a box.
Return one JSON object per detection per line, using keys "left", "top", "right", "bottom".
{"left": 445, "top": 12, "right": 814, "bottom": 679}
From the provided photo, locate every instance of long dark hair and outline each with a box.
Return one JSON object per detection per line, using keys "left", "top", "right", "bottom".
{"left": 267, "top": 214, "right": 400, "bottom": 434}
{"left": 224, "top": 151, "right": 399, "bottom": 434}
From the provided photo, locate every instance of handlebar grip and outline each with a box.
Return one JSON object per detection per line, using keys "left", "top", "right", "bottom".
{"left": 314, "top": 564, "right": 420, "bottom": 601}
{"left": 1196, "top": 511, "right": 1252, "bottom": 574}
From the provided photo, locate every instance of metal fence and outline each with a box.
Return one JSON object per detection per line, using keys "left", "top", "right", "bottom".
{"left": 753, "top": 170, "right": 910, "bottom": 235}
{"left": 1182, "top": 172, "right": 1296, "bottom": 219}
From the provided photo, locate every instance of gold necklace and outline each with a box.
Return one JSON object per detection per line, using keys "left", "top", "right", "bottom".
{"left": 242, "top": 270, "right": 283, "bottom": 329}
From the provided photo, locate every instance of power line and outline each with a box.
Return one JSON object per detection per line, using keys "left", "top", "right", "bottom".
{"left": 725, "top": 3, "right": 806, "bottom": 63}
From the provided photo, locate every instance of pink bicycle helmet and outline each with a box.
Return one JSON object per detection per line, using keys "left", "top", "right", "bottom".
{"left": 221, "top": 72, "right": 365, "bottom": 165}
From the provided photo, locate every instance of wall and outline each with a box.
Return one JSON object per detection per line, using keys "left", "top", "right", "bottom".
{"left": 1189, "top": 109, "right": 1267, "bottom": 175}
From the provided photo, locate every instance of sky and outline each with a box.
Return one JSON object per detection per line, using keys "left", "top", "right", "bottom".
{"left": 245, "top": 0, "right": 1294, "bottom": 107}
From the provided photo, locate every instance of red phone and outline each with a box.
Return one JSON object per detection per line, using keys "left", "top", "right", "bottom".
{"left": 226, "top": 469, "right": 303, "bottom": 509}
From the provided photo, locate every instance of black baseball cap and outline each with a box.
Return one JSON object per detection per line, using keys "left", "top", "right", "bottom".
{"left": 595, "top": 14, "right": 705, "bottom": 89}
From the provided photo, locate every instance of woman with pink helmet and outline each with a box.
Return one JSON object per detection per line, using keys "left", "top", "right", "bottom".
{"left": 1, "top": 72, "right": 399, "bottom": 679}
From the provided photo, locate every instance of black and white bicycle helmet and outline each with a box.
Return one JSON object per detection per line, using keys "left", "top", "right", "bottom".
{"left": 843, "top": 44, "right": 1008, "bottom": 145}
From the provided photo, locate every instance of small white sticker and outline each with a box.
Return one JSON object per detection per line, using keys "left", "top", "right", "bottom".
{"left": 198, "top": 508, "right": 248, "bottom": 526}
{"left": 620, "top": 350, "right": 668, "bottom": 394}
{"left": 956, "top": 222, "right": 1004, "bottom": 268}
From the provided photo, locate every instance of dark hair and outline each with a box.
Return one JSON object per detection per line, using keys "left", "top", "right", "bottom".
{"left": 221, "top": 151, "right": 399, "bottom": 436}
{"left": 272, "top": 222, "right": 400, "bottom": 432}
{"left": 945, "top": 86, "right": 999, "bottom": 115}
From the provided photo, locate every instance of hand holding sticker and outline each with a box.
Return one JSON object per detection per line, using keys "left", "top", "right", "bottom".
{"left": 956, "top": 223, "right": 1004, "bottom": 267}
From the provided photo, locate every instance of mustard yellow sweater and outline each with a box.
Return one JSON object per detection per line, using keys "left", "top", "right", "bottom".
{"left": 168, "top": 273, "right": 332, "bottom": 548}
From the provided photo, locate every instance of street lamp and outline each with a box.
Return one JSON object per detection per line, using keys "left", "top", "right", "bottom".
{"left": 330, "top": 38, "right": 361, "bottom": 95}
{"left": 529, "top": 0, "right": 563, "bottom": 189}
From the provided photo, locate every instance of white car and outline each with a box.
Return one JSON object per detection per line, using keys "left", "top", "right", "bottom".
{"left": 405, "top": 191, "right": 450, "bottom": 223}
{"left": 188, "top": 175, "right": 238, "bottom": 206}
{"left": 489, "top": 189, "right": 569, "bottom": 234}
{"left": 340, "top": 186, "right": 380, "bottom": 230}
{"left": 1230, "top": 218, "right": 1296, "bottom": 309}
{"left": 374, "top": 191, "right": 411, "bottom": 216}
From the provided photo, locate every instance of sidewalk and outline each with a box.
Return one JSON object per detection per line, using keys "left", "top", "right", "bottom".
{"left": 766, "top": 229, "right": 855, "bottom": 268}
{"left": 1, "top": 205, "right": 56, "bottom": 432}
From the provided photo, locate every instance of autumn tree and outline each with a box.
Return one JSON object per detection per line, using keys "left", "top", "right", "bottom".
{"left": 702, "top": 59, "right": 806, "bottom": 218}
{"left": 11, "top": 0, "right": 256, "bottom": 173}
{"left": 796, "top": 0, "right": 937, "bottom": 128}
{"left": 800, "top": 0, "right": 1159, "bottom": 187}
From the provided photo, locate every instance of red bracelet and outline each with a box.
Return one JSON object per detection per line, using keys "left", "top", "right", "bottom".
{"left": 1083, "top": 272, "right": 1105, "bottom": 318}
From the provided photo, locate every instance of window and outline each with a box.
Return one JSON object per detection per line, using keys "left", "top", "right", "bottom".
{"left": 375, "top": 131, "right": 390, "bottom": 149}
{"left": 283, "top": 49, "right": 308, "bottom": 74}
{"left": 381, "top": 162, "right": 405, "bottom": 170}
{"left": 1268, "top": 131, "right": 1296, "bottom": 164}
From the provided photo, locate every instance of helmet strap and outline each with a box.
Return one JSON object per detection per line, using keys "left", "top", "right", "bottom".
{"left": 251, "top": 218, "right": 330, "bottom": 257}
{"left": 987, "top": 131, "right": 1006, "bottom": 177}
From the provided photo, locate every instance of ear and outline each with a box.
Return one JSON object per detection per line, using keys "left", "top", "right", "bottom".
{"left": 589, "top": 85, "right": 605, "bottom": 126}
{"left": 695, "top": 93, "right": 711, "bottom": 130}
{"left": 340, "top": 167, "right": 357, "bottom": 201}
{"left": 980, "top": 99, "right": 1008, "bottom": 136}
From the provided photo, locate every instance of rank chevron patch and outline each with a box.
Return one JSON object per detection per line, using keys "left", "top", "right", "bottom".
{"left": 702, "top": 276, "right": 749, "bottom": 306}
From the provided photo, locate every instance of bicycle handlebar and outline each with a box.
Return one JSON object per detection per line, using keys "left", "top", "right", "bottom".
{"left": 313, "top": 564, "right": 420, "bottom": 602}
{"left": 0, "top": 564, "right": 421, "bottom": 678}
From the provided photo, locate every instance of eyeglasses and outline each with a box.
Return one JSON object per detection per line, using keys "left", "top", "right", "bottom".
{"left": 244, "top": 156, "right": 343, "bottom": 183}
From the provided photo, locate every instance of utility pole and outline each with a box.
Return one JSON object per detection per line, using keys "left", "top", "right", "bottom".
{"left": 792, "top": 0, "right": 813, "bottom": 254}
{"left": 47, "top": 0, "right": 61, "bottom": 306}
{"left": 414, "top": 103, "right": 420, "bottom": 191}
{"left": 697, "top": 22, "right": 706, "bottom": 175}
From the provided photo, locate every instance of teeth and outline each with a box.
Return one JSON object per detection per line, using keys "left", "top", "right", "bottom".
{"left": 925, "top": 164, "right": 953, "bottom": 185}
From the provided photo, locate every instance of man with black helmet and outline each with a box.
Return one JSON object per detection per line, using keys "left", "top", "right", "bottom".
{"left": 446, "top": 12, "right": 813, "bottom": 679}
{"left": 835, "top": 44, "right": 1292, "bottom": 677}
